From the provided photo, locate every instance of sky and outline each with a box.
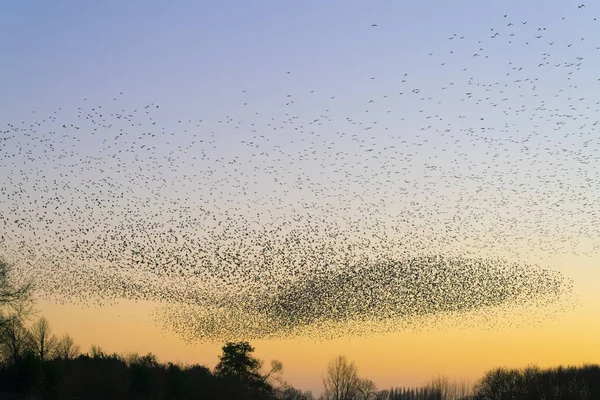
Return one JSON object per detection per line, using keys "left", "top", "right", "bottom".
{"left": 1, "top": 0, "right": 600, "bottom": 395}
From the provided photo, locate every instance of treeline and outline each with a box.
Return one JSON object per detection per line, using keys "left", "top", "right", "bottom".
{"left": 0, "top": 258, "right": 314, "bottom": 400}
{"left": 0, "top": 316, "right": 313, "bottom": 400}
{"left": 381, "top": 375, "right": 473, "bottom": 400}
{"left": 0, "top": 340, "right": 312, "bottom": 400}
{"left": 473, "top": 364, "right": 600, "bottom": 400}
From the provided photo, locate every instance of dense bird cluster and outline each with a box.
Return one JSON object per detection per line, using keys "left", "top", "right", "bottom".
{"left": 1, "top": 4, "right": 596, "bottom": 342}
{"left": 154, "top": 255, "right": 571, "bottom": 342}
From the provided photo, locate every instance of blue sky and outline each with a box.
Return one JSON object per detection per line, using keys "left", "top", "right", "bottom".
{"left": 3, "top": 0, "right": 596, "bottom": 114}
{"left": 2, "top": 0, "right": 600, "bottom": 269}
{"left": 3, "top": 0, "right": 599, "bottom": 253}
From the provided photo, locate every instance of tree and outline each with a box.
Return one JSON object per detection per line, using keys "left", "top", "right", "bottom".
{"left": 129, "top": 353, "right": 159, "bottom": 399}
{"left": 0, "top": 258, "right": 33, "bottom": 311}
{"left": 355, "top": 378, "right": 378, "bottom": 400}
{"left": 126, "top": 352, "right": 159, "bottom": 368}
{"left": 215, "top": 342, "right": 262, "bottom": 386}
{"left": 166, "top": 362, "right": 188, "bottom": 400}
{"left": 90, "top": 344, "right": 106, "bottom": 359}
{"left": 0, "top": 315, "right": 33, "bottom": 365}
{"left": 214, "top": 341, "right": 281, "bottom": 397}
{"left": 55, "top": 334, "right": 81, "bottom": 360}
{"left": 0, "top": 258, "right": 34, "bottom": 327}
{"left": 261, "top": 359, "right": 284, "bottom": 386}
{"left": 30, "top": 316, "right": 58, "bottom": 362}
{"left": 214, "top": 341, "right": 263, "bottom": 383}
{"left": 322, "top": 355, "right": 360, "bottom": 400}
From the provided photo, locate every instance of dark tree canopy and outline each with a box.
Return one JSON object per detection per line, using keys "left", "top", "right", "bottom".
{"left": 214, "top": 341, "right": 278, "bottom": 398}
{"left": 215, "top": 341, "right": 262, "bottom": 382}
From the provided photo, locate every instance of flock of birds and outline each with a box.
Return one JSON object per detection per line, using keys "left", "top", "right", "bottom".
{"left": 1, "top": 4, "right": 598, "bottom": 342}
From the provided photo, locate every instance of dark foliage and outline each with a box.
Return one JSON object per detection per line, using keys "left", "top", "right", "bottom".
{"left": 472, "top": 364, "right": 600, "bottom": 400}
{"left": 0, "top": 345, "right": 290, "bottom": 400}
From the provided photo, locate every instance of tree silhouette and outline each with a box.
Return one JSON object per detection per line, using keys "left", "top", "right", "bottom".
{"left": 128, "top": 353, "right": 159, "bottom": 399}
{"left": 323, "top": 355, "right": 360, "bottom": 400}
{"left": 0, "top": 315, "right": 33, "bottom": 365}
{"left": 30, "top": 316, "right": 58, "bottom": 362}
{"left": 214, "top": 341, "right": 280, "bottom": 398}
{"left": 165, "top": 362, "right": 188, "bottom": 400}
{"left": 0, "top": 258, "right": 34, "bottom": 353}
{"left": 55, "top": 333, "right": 80, "bottom": 360}
{"left": 0, "top": 258, "right": 33, "bottom": 317}
{"left": 215, "top": 341, "right": 262, "bottom": 382}
{"left": 261, "top": 359, "right": 284, "bottom": 385}
{"left": 473, "top": 365, "right": 600, "bottom": 399}
{"left": 90, "top": 344, "right": 107, "bottom": 359}
{"left": 356, "top": 378, "right": 378, "bottom": 400}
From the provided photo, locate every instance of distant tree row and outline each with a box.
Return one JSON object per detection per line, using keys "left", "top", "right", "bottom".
{"left": 379, "top": 375, "right": 473, "bottom": 400}
{"left": 0, "top": 318, "right": 313, "bottom": 400}
{"left": 473, "top": 364, "right": 600, "bottom": 400}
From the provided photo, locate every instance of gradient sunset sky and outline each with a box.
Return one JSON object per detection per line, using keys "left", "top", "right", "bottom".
{"left": 1, "top": 0, "right": 599, "bottom": 395}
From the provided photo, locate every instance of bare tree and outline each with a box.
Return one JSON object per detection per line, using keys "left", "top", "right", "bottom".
{"left": 262, "top": 359, "right": 284, "bottom": 385}
{"left": 0, "top": 314, "right": 33, "bottom": 365}
{"left": 90, "top": 344, "right": 106, "bottom": 359}
{"left": 356, "top": 378, "right": 378, "bottom": 400}
{"left": 426, "top": 375, "right": 473, "bottom": 400}
{"left": 30, "top": 316, "right": 58, "bottom": 362}
{"left": 0, "top": 258, "right": 34, "bottom": 322}
{"left": 55, "top": 333, "right": 81, "bottom": 360}
{"left": 323, "top": 355, "right": 360, "bottom": 400}
{"left": 0, "top": 259, "right": 35, "bottom": 366}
